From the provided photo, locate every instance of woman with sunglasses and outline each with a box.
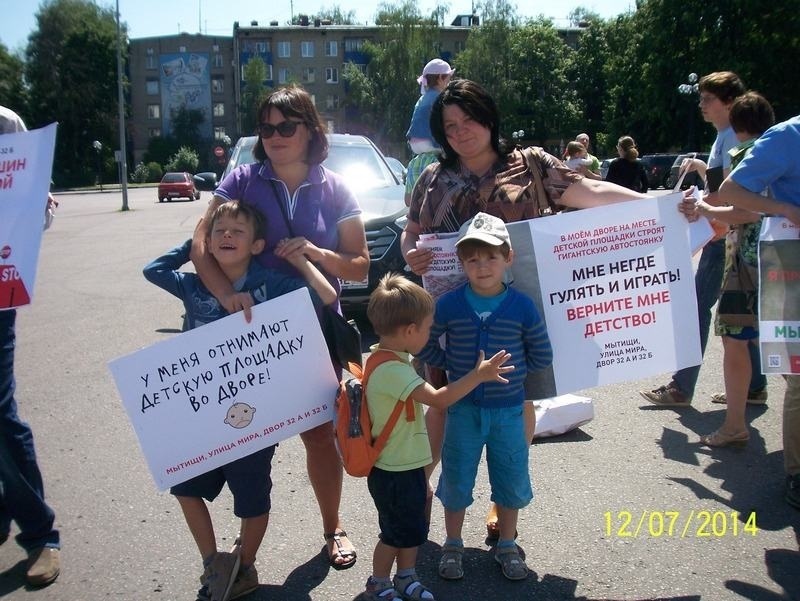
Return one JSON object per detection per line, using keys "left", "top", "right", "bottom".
{"left": 192, "top": 84, "right": 368, "bottom": 573}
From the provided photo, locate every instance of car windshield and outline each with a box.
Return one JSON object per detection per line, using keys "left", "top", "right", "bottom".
{"left": 229, "top": 138, "right": 396, "bottom": 191}
{"left": 162, "top": 173, "right": 185, "bottom": 183}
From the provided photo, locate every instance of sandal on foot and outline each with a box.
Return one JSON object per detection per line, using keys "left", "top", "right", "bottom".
{"left": 365, "top": 577, "right": 400, "bottom": 600}
{"left": 438, "top": 545, "right": 464, "bottom": 580}
{"left": 324, "top": 530, "right": 357, "bottom": 570}
{"left": 393, "top": 573, "right": 435, "bottom": 600}
{"left": 495, "top": 546, "right": 528, "bottom": 581}
{"left": 700, "top": 429, "right": 749, "bottom": 447}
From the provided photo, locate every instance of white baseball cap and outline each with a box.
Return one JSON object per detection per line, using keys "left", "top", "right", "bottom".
{"left": 417, "top": 59, "right": 455, "bottom": 91}
{"left": 455, "top": 212, "right": 511, "bottom": 248}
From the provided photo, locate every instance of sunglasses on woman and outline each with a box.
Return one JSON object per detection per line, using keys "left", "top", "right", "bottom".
{"left": 257, "top": 121, "right": 304, "bottom": 139}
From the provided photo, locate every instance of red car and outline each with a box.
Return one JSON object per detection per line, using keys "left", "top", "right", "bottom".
{"left": 158, "top": 172, "right": 200, "bottom": 202}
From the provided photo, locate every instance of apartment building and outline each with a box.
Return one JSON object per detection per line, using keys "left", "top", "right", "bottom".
{"left": 128, "top": 33, "right": 236, "bottom": 164}
{"left": 126, "top": 19, "right": 582, "bottom": 165}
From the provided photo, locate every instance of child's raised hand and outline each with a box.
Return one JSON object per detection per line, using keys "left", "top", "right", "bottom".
{"left": 474, "top": 349, "right": 514, "bottom": 383}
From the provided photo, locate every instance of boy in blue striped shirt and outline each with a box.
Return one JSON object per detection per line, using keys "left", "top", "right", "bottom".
{"left": 417, "top": 212, "right": 553, "bottom": 582}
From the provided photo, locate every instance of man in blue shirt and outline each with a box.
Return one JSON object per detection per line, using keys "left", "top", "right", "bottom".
{"left": 720, "top": 115, "right": 800, "bottom": 510}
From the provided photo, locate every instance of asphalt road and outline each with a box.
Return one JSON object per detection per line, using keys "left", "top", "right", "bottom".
{"left": 1, "top": 187, "right": 798, "bottom": 601}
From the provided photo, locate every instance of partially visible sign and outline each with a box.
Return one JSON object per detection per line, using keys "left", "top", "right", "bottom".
{"left": 0, "top": 124, "right": 57, "bottom": 310}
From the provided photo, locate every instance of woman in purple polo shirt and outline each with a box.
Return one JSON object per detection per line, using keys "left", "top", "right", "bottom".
{"left": 192, "top": 85, "right": 369, "bottom": 570}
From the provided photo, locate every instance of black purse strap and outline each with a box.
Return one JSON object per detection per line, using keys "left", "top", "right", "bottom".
{"left": 269, "top": 179, "right": 295, "bottom": 237}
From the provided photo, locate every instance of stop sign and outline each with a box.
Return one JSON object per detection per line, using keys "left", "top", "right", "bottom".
{"left": 214, "top": 146, "right": 225, "bottom": 157}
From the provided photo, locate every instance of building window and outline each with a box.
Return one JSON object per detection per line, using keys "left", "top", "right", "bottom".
{"left": 325, "top": 40, "right": 338, "bottom": 56}
{"left": 213, "top": 53, "right": 224, "bottom": 68}
{"left": 326, "top": 95, "right": 339, "bottom": 110}
{"left": 179, "top": 46, "right": 186, "bottom": 53}
{"left": 212, "top": 44, "right": 219, "bottom": 52}
{"left": 326, "top": 119, "right": 335, "bottom": 133}
{"left": 278, "top": 68, "right": 291, "bottom": 84}
{"left": 301, "top": 41, "right": 314, "bottom": 57}
{"left": 277, "top": 41, "right": 291, "bottom": 58}
{"left": 454, "top": 40, "right": 466, "bottom": 53}
{"left": 265, "top": 64, "right": 273, "bottom": 80}
{"left": 145, "top": 55, "right": 157, "bottom": 70}
{"left": 302, "top": 67, "right": 316, "bottom": 83}
{"left": 148, "top": 127, "right": 161, "bottom": 138}
{"left": 213, "top": 102, "right": 225, "bottom": 117}
{"left": 212, "top": 77, "right": 224, "bottom": 93}
{"left": 344, "top": 38, "right": 365, "bottom": 52}
{"left": 256, "top": 41, "right": 268, "bottom": 54}
{"left": 214, "top": 126, "right": 227, "bottom": 140}
{"left": 145, "top": 80, "right": 159, "bottom": 95}
{"left": 147, "top": 104, "right": 160, "bottom": 119}
{"left": 351, "top": 63, "right": 367, "bottom": 75}
{"left": 325, "top": 67, "right": 338, "bottom": 83}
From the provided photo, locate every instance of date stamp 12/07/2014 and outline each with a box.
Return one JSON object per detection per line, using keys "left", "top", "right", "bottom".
{"left": 603, "top": 510, "right": 758, "bottom": 538}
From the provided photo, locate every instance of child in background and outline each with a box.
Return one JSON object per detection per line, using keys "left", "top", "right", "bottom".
{"left": 564, "top": 140, "right": 593, "bottom": 172}
{"left": 416, "top": 212, "right": 553, "bottom": 582}
{"left": 143, "top": 200, "right": 335, "bottom": 601}
{"left": 406, "top": 58, "right": 454, "bottom": 155}
{"left": 362, "top": 273, "right": 513, "bottom": 601}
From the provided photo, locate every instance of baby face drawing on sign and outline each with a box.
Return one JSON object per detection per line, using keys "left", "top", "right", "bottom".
{"left": 224, "top": 402, "right": 257, "bottom": 429}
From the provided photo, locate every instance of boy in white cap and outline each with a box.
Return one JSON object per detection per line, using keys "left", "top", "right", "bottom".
{"left": 406, "top": 58, "right": 454, "bottom": 155}
{"left": 404, "top": 59, "right": 455, "bottom": 206}
{"left": 416, "top": 212, "right": 553, "bottom": 582}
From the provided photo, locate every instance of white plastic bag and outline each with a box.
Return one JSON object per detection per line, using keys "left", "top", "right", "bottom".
{"left": 532, "top": 394, "right": 594, "bottom": 438}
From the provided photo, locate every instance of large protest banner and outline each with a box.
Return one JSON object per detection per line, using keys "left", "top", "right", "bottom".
{"left": 758, "top": 217, "right": 800, "bottom": 374}
{"left": 0, "top": 123, "right": 57, "bottom": 309}
{"left": 510, "top": 193, "right": 699, "bottom": 394}
{"left": 109, "top": 288, "right": 339, "bottom": 490}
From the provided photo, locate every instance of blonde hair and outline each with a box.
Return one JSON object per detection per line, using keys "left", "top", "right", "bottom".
{"left": 367, "top": 273, "right": 433, "bottom": 336}
{"left": 566, "top": 140, "right": 586, "bottom": 158}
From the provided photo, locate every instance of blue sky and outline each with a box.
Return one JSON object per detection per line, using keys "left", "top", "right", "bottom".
{"left": 2, "top": 0, "right": 635, "bottom": 53}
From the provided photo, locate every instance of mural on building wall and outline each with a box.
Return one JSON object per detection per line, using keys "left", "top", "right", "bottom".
{"left": 159, "top": 53, "right": 212, "bottom": 139}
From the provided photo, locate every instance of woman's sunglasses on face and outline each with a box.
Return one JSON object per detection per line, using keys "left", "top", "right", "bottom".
{"left": 257, "top": 121, "right": 304, "bottom": 139}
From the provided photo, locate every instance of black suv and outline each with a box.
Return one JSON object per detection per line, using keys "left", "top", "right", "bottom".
{"left": 640, "top": 154, "right": 678, "bottom": 189}
{"left": 666, "top": 153, "right": 710, "bottom": 190}
{"left": 194, "top": 134, "right": 414, "bottom": 314}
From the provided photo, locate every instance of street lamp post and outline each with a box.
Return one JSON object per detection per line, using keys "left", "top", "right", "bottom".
{"left": 92, "top": 140, "right": 103, "bottom": 191}
{"left": 677, "top": 72, "right": 699, "bottom": 151}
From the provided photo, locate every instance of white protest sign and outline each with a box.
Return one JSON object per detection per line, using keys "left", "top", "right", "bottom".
{"left": 109, "top": 288, "right": 339, "bottom": 490}
{"left": 417, "top": 232, "right": 466, "bottom": 300}
{"left": 758, "top": 217, "right": 800, "bottom": 374}
{"left": 522, "top": 194, "right": 700, "bottom": 393}
{"left": 0, "top": 123, "right": 57, "bottom": 309}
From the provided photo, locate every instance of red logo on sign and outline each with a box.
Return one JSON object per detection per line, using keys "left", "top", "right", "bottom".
{"left": 791, "top": 356, "right": 800, "bottom": 373}
{"left": 0, "top": 264, "right": 31, "bottom": 308}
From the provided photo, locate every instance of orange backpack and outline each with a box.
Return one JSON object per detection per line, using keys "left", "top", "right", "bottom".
{"left": 334, "top": 351, "right": 416, "bottom": 477}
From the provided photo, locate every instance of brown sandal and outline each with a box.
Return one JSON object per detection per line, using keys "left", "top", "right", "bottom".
{"left": 324, "top": 530, "right": 357, "bottom": 570}
{"left": 700, "top": 429, "right": 749, "bottom": 447}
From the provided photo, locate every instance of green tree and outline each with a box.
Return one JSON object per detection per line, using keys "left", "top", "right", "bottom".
{"left": 571, "top": 19, "right": 612, "bottom": 154}
{"left": 25, "top": 0, "right": 124, "bottom": 186}
{"left": 290, "top": 6, "right": 356, "bottom": 25}
{"left": 454, "top": 0, "right": 519, "bottom": 120}
{"left": 0, "top": 43, "right": 27, "bottom": 115}
{"left": 506, "top": 19, "right": 581, "bottom": 147}
{"left": 165, "top": 146, "right": 200, "bottom": 173}
{"left": 341, "top": 1, "right": 444, "bottom": 150}
{"left": 241, "top": 55, "right": 270, "bottom": 131}
{"left": 171, "top": 106, "right": 205, "bottom": 149}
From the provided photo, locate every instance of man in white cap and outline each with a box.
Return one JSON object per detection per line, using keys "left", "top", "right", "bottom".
{"left": 404, "top": 59, "right": 455, "bottom": 206}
